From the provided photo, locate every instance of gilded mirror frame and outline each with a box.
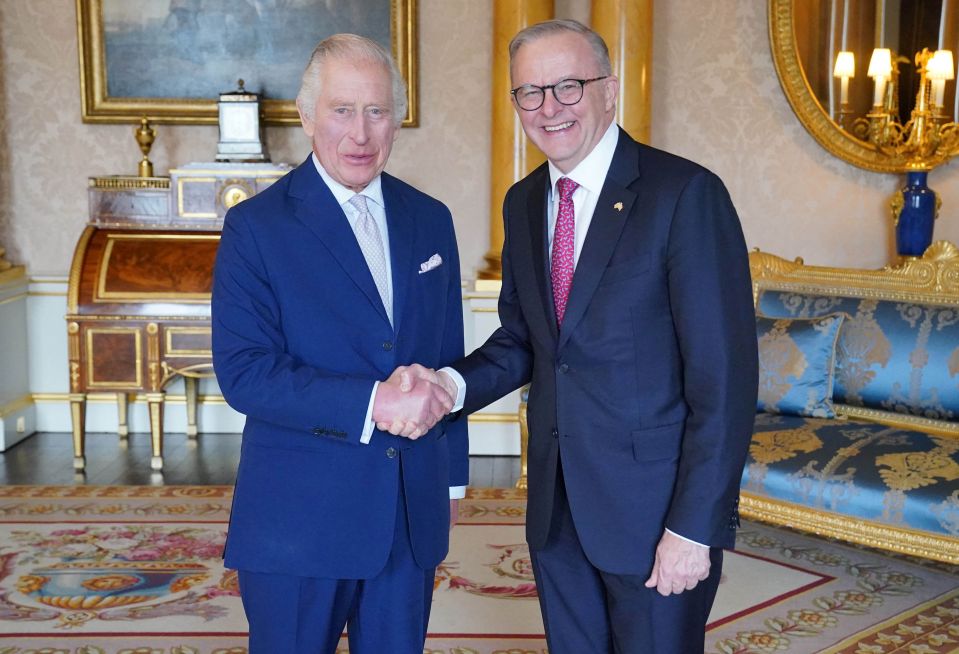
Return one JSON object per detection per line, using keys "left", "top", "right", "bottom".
{"left": 769, "top": 0, "right": 906, "bottom": 173}
{"left": 76, "top": 0, "right": 418, "bottom": 127}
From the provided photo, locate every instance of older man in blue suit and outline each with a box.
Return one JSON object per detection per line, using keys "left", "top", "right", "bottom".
{"left": 212, "top": 34, "right": 468, "bottom": 653}
{"left": 415, "top": 19, "right": 758, "bottom": 654}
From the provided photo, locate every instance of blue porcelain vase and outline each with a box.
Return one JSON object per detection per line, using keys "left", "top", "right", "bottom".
{"left": 895, "top": 171, "right": 936, "bottom": 257}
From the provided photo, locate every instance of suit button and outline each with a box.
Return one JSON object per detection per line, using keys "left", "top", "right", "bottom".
{"left": 312, "top": 428, "right": 323, "bottom": 435}
{"left": 558, "top": 363, "right": 569, "bottom": 373}
{"left": 551, "top": 428, "right": 559, "bottom": 438}
{"left": 386, "top": 447, "right": 397, "bottom": 458}
{"left": 382, "top": 341, "right": 393, "bottom": 351}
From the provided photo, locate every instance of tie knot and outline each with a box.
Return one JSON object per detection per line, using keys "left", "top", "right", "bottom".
{"left": 348, "top": 194, "right": 370, "bottom": 214}
{"left": 557, "top": 177, "right": 579, "bottom": 202}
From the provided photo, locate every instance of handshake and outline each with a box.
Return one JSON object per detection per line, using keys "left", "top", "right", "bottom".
{"left": 371, "top": 364, "right": 458, "bottom": 439}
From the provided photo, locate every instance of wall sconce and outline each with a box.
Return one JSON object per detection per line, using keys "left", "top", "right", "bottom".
{"left": 867, "top": 48, "right": 893, "bottom": 107}
{"left": 927, "top": 49, "right": 955, "bottom": 114}
{"left": 833, "top": 51, "right": 855, "bottom": 126}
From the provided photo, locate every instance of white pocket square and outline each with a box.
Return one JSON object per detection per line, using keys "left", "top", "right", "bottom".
{"left": 418, "top": 253, "right": 443, "bottom": 274}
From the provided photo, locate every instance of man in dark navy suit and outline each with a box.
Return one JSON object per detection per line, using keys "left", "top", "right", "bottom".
{"left": 426, "top": 19, "right": 757, "bottom": 653}
{"left": 212, "top": 34, "right": 467, "bottom": 653}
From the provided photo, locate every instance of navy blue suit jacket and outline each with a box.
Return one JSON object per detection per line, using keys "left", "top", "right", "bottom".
{"left": 456, "top": 130, "right": 758, "bottom": 575}
{"left": 213, "top": 156, "right": 468, "bottom": 579}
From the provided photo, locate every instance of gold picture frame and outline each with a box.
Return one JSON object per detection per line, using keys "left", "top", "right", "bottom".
{"left": 76, "top": 0, "right": 418, "bottom": 127}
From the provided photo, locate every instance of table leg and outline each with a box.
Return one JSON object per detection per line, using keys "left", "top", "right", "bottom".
{"left": 116, "top": 392, "right": 129, "bottom": 439}
{"left": 69, "top": 393, "right": 87, "bottom": 471}
{"left": 185, "top": 377, "right": 199, "bottom": 439}
{"left": 146, "top": 392, "right": 164, "bottom": 471}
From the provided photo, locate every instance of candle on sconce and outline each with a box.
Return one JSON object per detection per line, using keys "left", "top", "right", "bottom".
{"left": 833, "top": 51, "right": 856, "bottom": 103}
{"left": 868, "top": 48, "right": 893, "bottom": 106}
{"left": 928, "top": 50, "right": 955, "bottom": 108}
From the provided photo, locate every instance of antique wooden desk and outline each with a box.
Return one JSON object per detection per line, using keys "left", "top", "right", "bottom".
{"left": 66, "top": 226, "right": 217, "bottom": 471}
{"left": 67, "top": 165, "right": 288, "bottom": 471}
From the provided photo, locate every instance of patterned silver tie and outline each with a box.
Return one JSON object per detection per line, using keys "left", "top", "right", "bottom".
{"left": 348, "top": 194, "right": 392, "bottom": 322}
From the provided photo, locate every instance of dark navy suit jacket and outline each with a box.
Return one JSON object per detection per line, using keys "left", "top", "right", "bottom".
{"left": 212, "top": 156, "right": 468, "bottom": 579}
{"left": 456, "top": 129, "right": 758, "bottom": 575}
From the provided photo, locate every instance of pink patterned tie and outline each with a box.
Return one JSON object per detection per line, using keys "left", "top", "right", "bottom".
{"left": 551, "top": 177, "right": 578, "bottom": 327}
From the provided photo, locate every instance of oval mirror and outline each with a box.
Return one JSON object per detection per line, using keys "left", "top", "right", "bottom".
{"left": 770, "top": 0, "right": 958, "bottom": 173}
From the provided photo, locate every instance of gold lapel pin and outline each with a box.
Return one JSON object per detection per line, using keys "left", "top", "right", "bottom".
{"left": 613, "top": 202, "right": 623, "bottom": 212}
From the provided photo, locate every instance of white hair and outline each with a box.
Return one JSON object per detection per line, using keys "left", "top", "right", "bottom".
{"left": 296, "top": 33, "right": 408, "bottom": 126}
{"left": 509, "top": 19, "right": 613, "bottom": 76}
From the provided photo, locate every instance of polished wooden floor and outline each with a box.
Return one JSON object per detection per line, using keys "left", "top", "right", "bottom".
{"left": 0, "top": 432, "right": 521, "bottom": 487}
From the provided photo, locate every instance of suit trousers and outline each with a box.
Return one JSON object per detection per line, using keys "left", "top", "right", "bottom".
{"left": 530, "top": 459, "right": 723, "bottom": 654}
{"left": 237, "top": 466, "right": 435, "bottom": 654}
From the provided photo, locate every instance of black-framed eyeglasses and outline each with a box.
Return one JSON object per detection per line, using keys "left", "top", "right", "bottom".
{"left": 510, "top": 76, "right": 609, "bottom": 111}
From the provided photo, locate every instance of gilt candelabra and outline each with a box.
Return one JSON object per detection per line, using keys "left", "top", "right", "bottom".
{"left": 851, "top": 48, "right": 958, "bottom": 257}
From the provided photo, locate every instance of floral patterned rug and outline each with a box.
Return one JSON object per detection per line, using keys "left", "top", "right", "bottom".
{"left": 0, "top": 486, "right": 955, "bottom": 653}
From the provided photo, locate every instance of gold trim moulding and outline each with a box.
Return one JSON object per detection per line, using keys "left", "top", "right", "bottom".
{"left": 739, "top": 493, "right": 959, "bottom": 564}
{"left": 169, "top": 168, "right": 288, "bottom": 177}
{"left": 29, "top": 276, "right": 69, "bottom": 284}
{"left": 164, "top": 327, "right": 213, "bottom": 357}
{"left": 89, "top": 176, "right": 171, "bottom": 190}
{"left": 836, "top": 404, "right": 959, "bottom": 438}
{"left": 65, "top": 314, "right": 212, "bottom": 322}
{"left": 467, "top": 413, "right": 519, "bottom": 424}
{"left": 0, "top": 394, "right": 33, "bottom": 419}
{"left": 750, "top": 242, "right": 959, "bottom": 302}
{"left": 92, "top": 295, "right": 211, "bottom": 304}
{"left": 0, "top": 291, "right": 28, "bottom": 307}
{"left": 33, "top": 392, "right": 229, "bottom": 406}
{"left": 68, "top": 226, "right": 96, "bottom": 314}
{"left": 28, "top": 291, "right": 68, "bottom": 298}
{"left": 102, "top": 234, "right": 220, "bottom": 241}
{"left": 76, "top": 0, "right": 417, "bottom": 127}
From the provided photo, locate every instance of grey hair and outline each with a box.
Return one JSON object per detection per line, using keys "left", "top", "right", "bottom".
{"left": 296, "top": 33, "right": 408, "bottom": 126}
{"left": 509, "top": 19, "right": 612, "bottom": 76}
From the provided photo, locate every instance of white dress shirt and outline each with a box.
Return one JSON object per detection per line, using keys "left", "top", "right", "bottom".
{"left": 312, "top": 155, "right": 464, "bottom": 500}
{"left": 443, "top": 124, "right": 705, "bottom": 544}
{"left": 545, "top": 120, "right": 619, "bottom": 266}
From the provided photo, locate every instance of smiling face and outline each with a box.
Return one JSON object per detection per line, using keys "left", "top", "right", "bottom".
{"left": 298, "top": 57, "right": 398, "bottom": 192}
{"left": 510, "top": 31, "right": 618, "bottom": 173}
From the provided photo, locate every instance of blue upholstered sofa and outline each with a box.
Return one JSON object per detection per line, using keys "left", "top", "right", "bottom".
{"left": 743, "top": 241, "right": 959, "bottom": 564}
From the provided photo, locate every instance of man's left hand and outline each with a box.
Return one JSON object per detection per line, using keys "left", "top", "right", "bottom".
{"left": 644, "top": 530, "right": 710, "bottom": 596}
{"left": 450, "top": 499, "right": 459, "bottom": 530}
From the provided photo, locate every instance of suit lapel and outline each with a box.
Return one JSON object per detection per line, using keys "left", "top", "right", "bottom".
{"left": 526, "top": 167, "right": 560, "bottom": 344}
{"left": 382, "top": 174, "right": 414, "bottom": 336}
{"left": 558, "top": 131, "right": 641, "bottom": 350}
{"left": 288, "top": 157, "right": 392, "bottom": 327}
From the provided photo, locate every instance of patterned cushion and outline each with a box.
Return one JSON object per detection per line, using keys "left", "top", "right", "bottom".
{"left": 757, "top": 291, "right": 959, "bottom": 422}
{"left": 757, "top": 313, "right": 845, "bottom": 418}
{"left": 743, "top": 413, "right": 959, "bottom": 537}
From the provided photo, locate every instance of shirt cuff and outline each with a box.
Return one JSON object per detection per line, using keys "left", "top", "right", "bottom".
{"left": 360, "top": 381, "right": 379, "bottom": 445}
{"left": 449, "top": 486, "right": 466, "bottom": 500}
{"left": 665, "top": 528, "right": 708, "bottom": 548}
{"left": 439, "top": 366, "right": 466, "bottom": 412}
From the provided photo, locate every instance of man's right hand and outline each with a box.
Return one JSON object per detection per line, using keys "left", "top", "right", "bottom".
{"left": 372, "top": 365, "right": 454, "bottom": 439}
{"left": 393, "top": 364, "right": 458, "bottom": 403}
